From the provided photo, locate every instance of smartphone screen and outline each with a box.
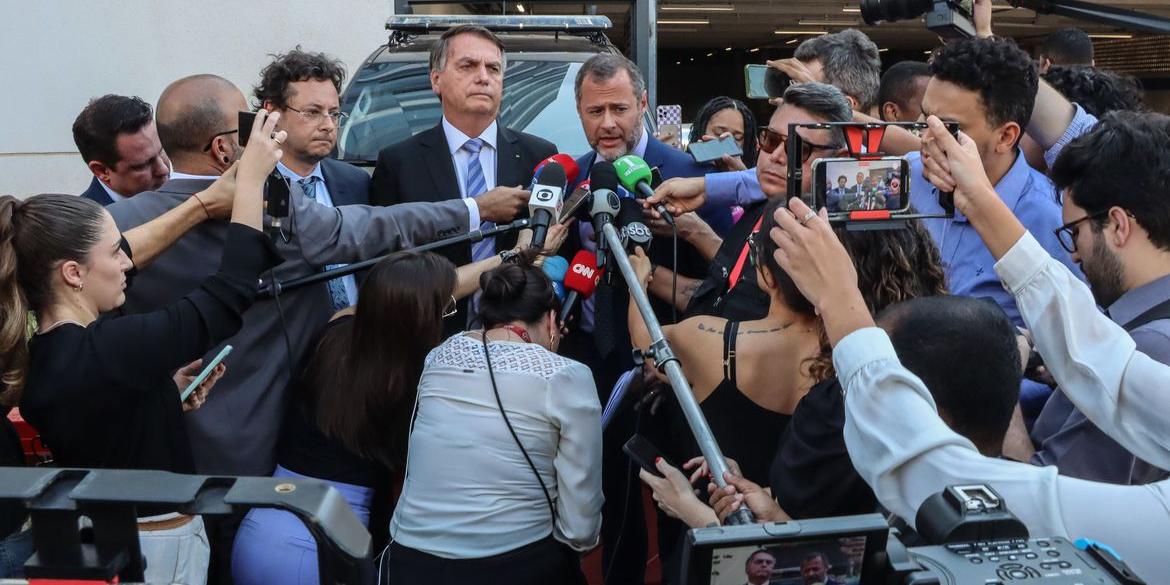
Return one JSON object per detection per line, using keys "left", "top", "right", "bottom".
{"left": 181, "top": 345, "right": 233, "bottom": 402}
{"left": 813, "top": 157, "right": 911, "bottom": 214}
{"left": 238, "top": 111, "right": 257, "bottom": 147}
{"left": 623, "top": 435, "right": 669, "bottom": 478}
{"left": 744, "top": 65, "right": 768, "bottom": 100}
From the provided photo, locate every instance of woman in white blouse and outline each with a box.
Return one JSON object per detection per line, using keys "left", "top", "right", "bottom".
{"left": 758, "top": 114, "right": 1170, "bottom": 579}
{"left": 385, "top": 250, "right": 602, "bottom": 585}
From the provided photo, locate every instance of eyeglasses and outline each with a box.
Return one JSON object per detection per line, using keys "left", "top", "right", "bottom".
{"left": 286, "top": 106, "right": 348, "bottom": 126}
{"left": 202, "top": 129, "right": 239, "bottom": 152}
{"left": 442, "top": 295, "right": 458, "bottom": 319}
{"left": 1054, "top": 211, "right": 1109, "bottom": 254}
{"left": 757, "top": 126, "right": 838, "bottom": 162}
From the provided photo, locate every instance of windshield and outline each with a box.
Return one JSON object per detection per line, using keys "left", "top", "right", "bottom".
{"left": 338, "top": 58, "right": 592, "bottom": 161}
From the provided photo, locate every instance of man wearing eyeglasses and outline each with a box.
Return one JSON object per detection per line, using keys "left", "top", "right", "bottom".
{"left": 255, "top": 48, "right": 370, "bottom": 313}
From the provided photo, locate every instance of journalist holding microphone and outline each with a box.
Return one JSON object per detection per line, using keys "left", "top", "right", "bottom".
{"left": 384, "top": 252, "right": 602, "bottom": 584}
{"left": 3, "top": 111, "right": 285, "bottom": 584}
{"left": 764, "top": 112, "right": 1170, "bottom": 578}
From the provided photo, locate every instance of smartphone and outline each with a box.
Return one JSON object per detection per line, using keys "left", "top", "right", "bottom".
{"left": 744, "top": 64, "right": 792, "bottom": 100}
{"left": 623, "top": 434, "right": 670, "bottom": 478}
{"left": 811, "top": 157, "right": 911, "bottom": 215}
{"left": 181, "top": 345, "right": 233, "bottom": 402}
{"left": 689, "top": 135, "right": 743, "bottom": 164}
{"left": 656, "top": 105, "right": 683, "bottom": 149}
{"left": 238, "top": 111, "right": 257, "bottom": 147}
{"left": 559, "top": 185, "right": 591, "bottom": 224}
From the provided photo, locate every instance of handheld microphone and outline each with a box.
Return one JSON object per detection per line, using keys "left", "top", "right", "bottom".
{"left": 528, "top": 162, "right": 566, "bottom": 250}
{"left": 614, "top": 154, "right": 674, "bottom": 226}
{"left": 542, "top": 255, "right": 570, "bottom": 302}
{"left": 537, "top": 153, "right": 580, "bottom": 187}
{"left": 617, "top": 198, "right": 653, "bottom": 254}
{"left": 589, "top": 161, "right": 622, "bottom": 272}
{"left": 560, "top": 250, "right": 603, "bottom": 324}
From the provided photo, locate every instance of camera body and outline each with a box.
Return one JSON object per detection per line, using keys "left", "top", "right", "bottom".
{"left": 787, "top": 121, "right": 958, "bottom": 230}
{"left": 862, "top": 0, "right": 977, "bottom": 40}
{"left": 680, "top": 484, "right": 1147, "bottom": 585}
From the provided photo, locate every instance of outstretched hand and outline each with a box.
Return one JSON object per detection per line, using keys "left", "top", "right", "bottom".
{"left": 644, "top": 176, "right": 706, "bottom": 217}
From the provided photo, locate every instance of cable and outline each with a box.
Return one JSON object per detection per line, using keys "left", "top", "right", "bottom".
{"left": 602, "top": 383, "right": 645, "bottom": 585}
{"left": 269, "top": 267, "right": 295, "bottom": 369}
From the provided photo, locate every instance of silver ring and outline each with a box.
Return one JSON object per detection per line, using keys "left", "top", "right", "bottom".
{"left": 799, "top": 210, "right": 817, "bottom": 225}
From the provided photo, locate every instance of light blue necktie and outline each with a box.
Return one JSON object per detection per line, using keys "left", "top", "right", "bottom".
{"left": 462, "top": 138, "right": 495, "bottom": 263}
{"left": 299, "top": 176, "right": 350, "bottom": 312}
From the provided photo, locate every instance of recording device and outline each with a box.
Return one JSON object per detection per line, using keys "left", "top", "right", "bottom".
{"left": 787, "top": 121, "right": 958, "bottom": 229}
{"left": 689, "top": 135, "right": 743, "bottom": 165}
{"left": 528, "top": 161, "right": 566, "bottom": 250}
{"left": 744, "top": 64, "right": 791, "bottom": 100}
{"left": 541, "top": 255, "right": 569, "bottom": 302}
{"left": 589, "top": 162, "right": 622, "bottom": 272}
{"left": 861, "top": 0, "right": 977, "bottom": 40}
{"left": 657, "top": 104, "right": 684, "bottom": 149}
{"left": 560, "top": 182, "right": 591, "bottom": 224}
{"left": 614, "top": 154, "right": 674, "bottom": 226}
{"left": 559, "top": 250, "right": 602, "bottom": 325}
{"left": 180, "top": 345, "right": 233, "bottom": 402}
{"left": 623, "top": 434, "right": 671, "bottom": 478}
{"left": 617, "top": 198, "right": 653, "bottom": 255}
{"left": 680, "top": 484, "right": 1147, "bottom": 585}
{"left": 238, "top": 111, "right": 291, "bottom": 229}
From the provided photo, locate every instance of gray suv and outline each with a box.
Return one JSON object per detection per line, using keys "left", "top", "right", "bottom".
{"left": 336, "top": 15, "right": 623, "bottom": 164}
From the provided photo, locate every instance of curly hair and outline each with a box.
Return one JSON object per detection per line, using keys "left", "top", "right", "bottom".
{"left": 252, "top": 47, "right": 346, "bottom": 110}
{"left": 689, "top": 96, "right": 759, "bottom": 167}
{"left": 930, "top": 37, "right": 1038, "bottom": 130}
{"left": 1043, "top": 65, "right": 1144, "bottom": 119}
{"left": 757, "top": 198, "right": 949, "bottom": 383}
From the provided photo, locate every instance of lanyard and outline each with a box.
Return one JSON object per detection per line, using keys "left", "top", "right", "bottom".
{"left": 727, "top": 215, "right": 765, "bottom": 293}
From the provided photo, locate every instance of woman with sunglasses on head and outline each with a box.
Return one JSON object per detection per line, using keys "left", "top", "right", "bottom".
{"left": 232, "top": 225, "right": 571, "bottom": 585}
{"left": 384, "top": 249, "right": 601, "bottom": 585}
{"left": 8, "top": 111, "right": 286, "bottom": 585}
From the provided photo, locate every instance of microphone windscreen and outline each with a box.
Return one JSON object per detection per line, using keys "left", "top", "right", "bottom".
{"left": 613, "top": 155, "right": 654, "bottom": 193}
{"left": 536, "top": 161, "right": 567, "bottom": 190}
{"left": 542, "top": 255, "right": 570, "bottom": 282}
{"left": 590, "top": 161, "right": 620, "bottom": 193}
{"left": 544, "top": 154, "right": 580, "bottom": 185}
{"left": 563, "top": 250, "right": 601, "bottom": 298}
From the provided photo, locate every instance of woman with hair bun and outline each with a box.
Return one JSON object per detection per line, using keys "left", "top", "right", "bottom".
{"left": 3, "top": 111, "right": 287, "bottom": 585}
{"left": 385, "top": 250, "right": 602, "bottom": 585}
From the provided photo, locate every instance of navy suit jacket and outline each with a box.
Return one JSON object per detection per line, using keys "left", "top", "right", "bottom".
{"left": 80, "top": 177, "right": 114, "bottom": 206}
{"left": 318, "top": 157, "right": 370, "bottom": 206}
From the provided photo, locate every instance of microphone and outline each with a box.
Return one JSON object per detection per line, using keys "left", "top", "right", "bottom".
{"left": 528, "top": 162, "right": 566, "bottom": 250}
{"left": 617, "top": 198, "right": 652, "bottom": 254}
{"left": 560, "top": 250, "right": 603, "bottom": 325}
{"left": 614, "top": 154, "right": 674, "bottom": 226}
{"left": 589, "top": 161, "right": 622, "bottom": 272}
{"left": 542, "top": 255, "right": 569, "bottom": 302}
{"left": 537, "top": 153, "right": 580, "bottom": 187}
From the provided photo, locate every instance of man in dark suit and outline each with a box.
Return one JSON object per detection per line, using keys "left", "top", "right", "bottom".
{"left": 109, "top": 73, "right": 526, "bottom": 584}
{"left": 370, "top": 24, "right": 554, "bottom": 332}
{"left": 72, "top": 95, "right": 171, "bottom": 205}
{"left": 558, "top": 52, "right": 732, "bottom": 585}
{"left": 256, "top": 48, "right": 372, "bottom": 311}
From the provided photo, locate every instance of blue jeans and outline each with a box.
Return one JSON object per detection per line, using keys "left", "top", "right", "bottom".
{"left": 0, "top": 530, "right": 33, "bottom": 578}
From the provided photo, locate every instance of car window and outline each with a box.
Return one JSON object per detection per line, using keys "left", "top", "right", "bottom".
{"left": 338, "top": 59, "right": 592, "bottom": 161}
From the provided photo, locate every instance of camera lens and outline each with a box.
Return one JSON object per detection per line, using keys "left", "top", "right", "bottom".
{"left": 861, "top": 0, "right": 935, "bottom": 25}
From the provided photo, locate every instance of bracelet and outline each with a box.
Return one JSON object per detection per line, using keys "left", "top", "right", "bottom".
{"left": 191, "top": 192, "right": 211, "bottom": 219}
{"left": 498, "top": 249, "right": 520, "bottom": 264}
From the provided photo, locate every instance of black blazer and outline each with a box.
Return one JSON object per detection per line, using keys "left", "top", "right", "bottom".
{"left": 318, "top": 157, "right": 371, "bottom": 206}
{"left": 369, "top": 123, "right": 557, "bottom": 330}
{"left": 81, "top": 176, "right": 114, "bottom": 206}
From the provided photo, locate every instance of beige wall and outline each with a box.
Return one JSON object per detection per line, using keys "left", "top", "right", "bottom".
{"left": 0, "top": 0, "right": 390, "bottom": 197}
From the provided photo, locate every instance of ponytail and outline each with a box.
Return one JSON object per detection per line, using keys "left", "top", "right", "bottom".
{"left": 0, "top": 194, "right": 106, "bottom": 407}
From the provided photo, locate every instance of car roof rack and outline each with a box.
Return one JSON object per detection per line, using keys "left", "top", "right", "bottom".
{"left": 385, "top": 14, "right": 613, "bottom": 33}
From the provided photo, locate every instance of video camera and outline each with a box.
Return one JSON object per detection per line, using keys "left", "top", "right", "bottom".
{"left": 861, "top": 0, "right": 977, "bottom": 40}
{"left": 786, "top": 121, "right": 958, "bottom": 231}
{"left": 681, "top": 484, "right": 1146, "bottom": 584}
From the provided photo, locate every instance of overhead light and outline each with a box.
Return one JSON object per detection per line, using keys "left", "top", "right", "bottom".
{"left": 923, "top": 50, "right": 933, "bottom": 55}
{"left": 515, "top": 3, "right": 525, "bottom": 12}
{"left": 660, "top": 4, "right": 734, "bottom": 11}
{"left": 661, "top": 18, "right": 710, "bottom": 25}
{"left": 798, "top": 18, "right": 860, "bottom": 26}
{"left": 1089, "top": 33, "right": 1133, "bottom": 39}
{"left": 707, "top": 52, "right": 714, "bottom": 56}
{"left": 775, "top": 29, "right": 828, "bottom": 35}
{"left": 690, "top": 57, "right": 695, "bottom": 61}
{"left": 842, "top": 7, "right": 861, "bottom": 13}
{"left": 749, "top": 47, "right": 760, "bottom": 52}
{"left": 878, "top": 48, "right": 889, "bottom": 52}
{"left": 725, "top": 47, "right": 732, "bottom": 51}
{"left": 785, "top": 38, "right": 800, "bottom": 45}
{"left": 676, "top": 61, "right": 682, "bottom": 65}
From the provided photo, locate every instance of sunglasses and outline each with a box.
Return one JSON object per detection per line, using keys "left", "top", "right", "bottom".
{"left": 757, "top": 126, "right": 838, "bottom": 162}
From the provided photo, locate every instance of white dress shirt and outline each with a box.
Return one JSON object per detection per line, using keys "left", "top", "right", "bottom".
{"left": 391, "top": 335, "right": 603, "bottom": 558}
{"left": 443, "top": 117, "right": 497, "bottom": 232}
{"left": 836, "top": 232, "right": 1170, "bottom": 580}
{"left": 99, "top": 180, "right": 129, "bottom": 203}
{"left": 275, "top": 162, "right": 359, "bottom": 306}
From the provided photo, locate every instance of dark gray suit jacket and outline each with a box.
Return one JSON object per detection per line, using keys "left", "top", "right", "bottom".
{"left": 108, "top": 176, "right": 468, "bottom": 475}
